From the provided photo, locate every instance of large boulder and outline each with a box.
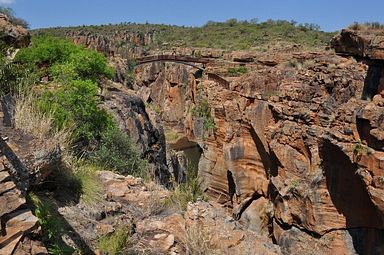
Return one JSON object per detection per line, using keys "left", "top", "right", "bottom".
{"left": 0, "top": 14, "right": 30, "bottom": 48}
{"left": 332, "top": 29, "right": 384, "bottom": 60}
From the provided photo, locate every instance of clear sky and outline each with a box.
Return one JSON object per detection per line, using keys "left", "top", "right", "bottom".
{"left": 1, "top": 0, "right": 383, "bottom": 32}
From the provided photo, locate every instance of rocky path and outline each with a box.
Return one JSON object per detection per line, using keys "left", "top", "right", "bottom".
{"left": 0, "top": 154, "right": 40, "bottom": 255}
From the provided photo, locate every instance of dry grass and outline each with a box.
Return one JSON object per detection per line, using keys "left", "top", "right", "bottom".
{"left": 164, "top": 165, "right": 207, "bottom": 212}
{"left": 98, "top": 224, "right": 133, "bottom": 255}
{"left": 74, "top": 163, "right": 104, "bottom": 205}
{"left": 164, "top": 130, "right": 179, "bottom": 142}
{"left": 14, "top": 94, "right": 73, "bottom": 155}
{"left": 184, "top": 222, "right": 218, "bottom": 255}
{"left": 140, "top": 182, "right": 168, "bottom": 217}
{"left": 14, "top": 94, "right": 53, "bottom": 139}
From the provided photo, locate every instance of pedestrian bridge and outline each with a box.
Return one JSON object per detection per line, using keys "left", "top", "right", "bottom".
{"left": 134, "top": 55, "right": 230, "bottom": 88}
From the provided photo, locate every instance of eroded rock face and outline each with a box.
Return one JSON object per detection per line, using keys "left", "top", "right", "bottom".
{"left": 331, "top": 29, "right": 384, "bottom": 60}
{"left": 133, "top": 46, "right": 384, "bottom": 254}
{"left": 53, "top": 26, "right": 384, "bottom": 254}
{"left": 101, "top": 83, "right": 170, "bottom": 185}
{"left": 46, "top": 29, "right": 155, "bottom": 57}
{"left": 332, "top": 29, "right": 384, "bottom": 99}
{"left": 0, "top": 155, "right": 47, "bottom": 255}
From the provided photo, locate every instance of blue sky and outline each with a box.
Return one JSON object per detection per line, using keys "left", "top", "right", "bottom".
{"left": 1, "top": 0, "right": 383, "bottom": 31}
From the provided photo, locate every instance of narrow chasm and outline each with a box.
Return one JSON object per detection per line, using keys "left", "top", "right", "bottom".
{"left": 168, "top": 139, "right": 203, "bottom": 183}
{"left": 320, "top": 139, "right": 384, "bottom": 254}
{"left": 362, "top": 62, "right": 384, "bottom": 100}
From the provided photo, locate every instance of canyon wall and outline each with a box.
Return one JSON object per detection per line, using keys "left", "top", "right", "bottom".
{"left": 58, "top": 27, "right": 384, "bottom": 254}
{"left": 133, "top": 39, "right": 384, "bottom": 254}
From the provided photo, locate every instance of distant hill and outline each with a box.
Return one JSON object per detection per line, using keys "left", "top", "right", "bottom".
{"left": 33, "top": 19, "right": 335, "bottom": 54}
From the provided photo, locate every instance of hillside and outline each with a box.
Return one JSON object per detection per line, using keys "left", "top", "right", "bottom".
{"left": 33, "top": 19, "right": 334, "bottom": 54}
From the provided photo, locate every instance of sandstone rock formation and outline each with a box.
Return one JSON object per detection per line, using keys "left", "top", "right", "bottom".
{"left": 332, "top": 29, "right": 384, "bottom": 99}
{"left": 19, "top": 24, "right": 384, "bottom": 254}
{"left": 58, "top": 170, "right": 281, "bottom": 254}
{"left": 35, "top": 28, "right": 156, "bottom": 58}
{"left": 0, "top": 144, "right": 47, "bottom": 255}
{"left": 0, "top": 14, "right": 30, "bottom": 48}
{"left": 101, "top": 82, "right": 170, "bottom": 185}
{"left": 332, "top": 29, "right": 384, "bottom": 60}
{"left": 132, "top": 43, "right": 384, "bottom": 254}
{"left": 0, "top": 100, "right": 59, "bottom": 254}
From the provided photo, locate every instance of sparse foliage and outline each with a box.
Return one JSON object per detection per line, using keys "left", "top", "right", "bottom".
{"left": 92, "top": 127, "right": 149, "bottom": 178}
{"left": 165, "top": 163, "right": 206, "bottom": 211}
{"left": 0, "top": 7, "right": 29, "bottom": 28}
{"left": 98, "top": 224, "right": 134, "bottom": 255}
{"left": 28, "top": 193, "right": 74, "bottom": 255}
{"left": 228, "top": 66, "right": 248, "bottom": 77}
{"left": 348, "top": 21, "right": 384, "bottom": 31}
{"left": 33, "top": 18, "right": 334, "bottom": 51}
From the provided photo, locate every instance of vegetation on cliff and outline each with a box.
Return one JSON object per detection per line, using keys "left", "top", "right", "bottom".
{"left": 348, "top": 21, "right": 384, "bottom": 31}
{"left": 33, "top": 18, "right": 334, "bottom": 51}
{"left": 1, "top": 34, "right": 150, "bottom": 253}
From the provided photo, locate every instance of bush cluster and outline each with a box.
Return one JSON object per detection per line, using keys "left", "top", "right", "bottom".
{"left": 228, "top": 66, "right": 248, "bottom": 76}
{"left": 92, "top": 127, "right": 148, "bottom": 177}
{"left": 13, "top": 36, "right": 118, "bottom": 146}
{"left": 193, "top": 97, "right": 216, "bottom": 135}
{"left": 37, "top": 79, "right": 114, "bottom": 142}
{"left": 16, "top": 35, "right": 114, "bottom": 82}
{"left": 28, "top": 193, "right": 74, "bottom": 255}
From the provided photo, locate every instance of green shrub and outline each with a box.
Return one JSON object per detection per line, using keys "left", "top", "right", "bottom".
{"left": 92, "top": 127, "right": 149, "bottom": 177}
{"left": 125, "top": 59, "right": 136, "bottom": 86}
{"left": 16, "top": 35, "right": 114, "bottom": 82}
{"left": 98, "top": 224, "right": 134, "bottom": 255}
{"left": 354, "top": 139, "right": 364, "bottom": 155}
{"left": 0, "top": 51, "right": 37, "bottom": 96}
{"left": 16, "top": 36, "right": 78, "bottom": 66}
{"left": 228, "top": 66, "right": 248, "bottom": 76}
{"left": 37, "top": 79, "right": 114, "bottom": 143}
{"left": 28, "top": 193, "right": 74, "bottom": 255}
{"left": 193, "top": 98, "right": 210, "bottom": 119}
{"left": 66, "top": 48, "right": 114, "bottom": 82}
{"left": 49, "top": 62, "right": 79, "bottom": 82}
{"left": 193, "top": 97, "right": 216, "bottom": 135}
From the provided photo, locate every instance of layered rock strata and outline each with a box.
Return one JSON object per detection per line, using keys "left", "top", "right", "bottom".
{"left": 134, "top": 46, "right": 384, "bottom": 254}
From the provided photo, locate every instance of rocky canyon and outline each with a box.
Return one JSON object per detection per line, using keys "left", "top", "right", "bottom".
{"left": 1, "top": 12, "right": 384, "bottom": 255}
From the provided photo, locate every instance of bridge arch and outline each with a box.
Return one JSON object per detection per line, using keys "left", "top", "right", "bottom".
{"left": 133, "top": 54, "right": 230, "bottom": 88}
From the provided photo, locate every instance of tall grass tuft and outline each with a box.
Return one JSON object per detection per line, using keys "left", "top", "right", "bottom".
{"left": 165, "top": 163, "right": 207, "bottom": 212}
